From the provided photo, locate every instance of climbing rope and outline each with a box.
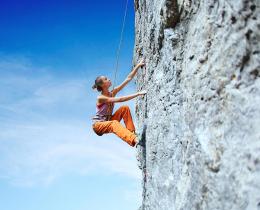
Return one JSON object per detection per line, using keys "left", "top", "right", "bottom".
{"left": 111, "top": 0, "right": 129, "bottom": 94}
{"left": 106, "top": 0, "right": 129, "bottom": 120}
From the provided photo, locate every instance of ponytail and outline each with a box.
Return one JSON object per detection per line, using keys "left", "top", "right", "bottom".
{"left": 92, "top": 84, "right": 97, "bottom": 90}
{"left": 92, "top": 76, "right": 103, "bottom": 92}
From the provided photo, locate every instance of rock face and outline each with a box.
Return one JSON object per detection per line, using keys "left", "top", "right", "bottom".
{"left": 133, "top": 0, "right": 260, "bottom": 209}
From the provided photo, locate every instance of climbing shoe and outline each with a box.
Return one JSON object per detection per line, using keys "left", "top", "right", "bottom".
{"left": 135, "top": 120, "right": 147, "bottom": 147}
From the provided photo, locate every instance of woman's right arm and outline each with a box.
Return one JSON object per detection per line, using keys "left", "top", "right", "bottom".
{"left": 98, "top": 91, "right": 146, "bottom": 103}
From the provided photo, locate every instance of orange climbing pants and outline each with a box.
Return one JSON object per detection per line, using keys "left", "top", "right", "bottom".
{"left": 92, "top": 105, "right": 137, "bottom": 147}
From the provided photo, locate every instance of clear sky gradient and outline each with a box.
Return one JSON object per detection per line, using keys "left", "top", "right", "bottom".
{"left": 0, "top": 1, "right": 142, "bottom": 210}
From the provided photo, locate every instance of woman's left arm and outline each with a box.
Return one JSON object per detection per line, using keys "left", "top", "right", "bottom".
{"left": 112, "top": 59, "right": 145, "bottom": 96}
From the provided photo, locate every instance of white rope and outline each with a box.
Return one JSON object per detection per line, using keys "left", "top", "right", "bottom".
{"left": 111, "top": 0, "right": 129, "bottom": 94}
{"left": 106, "top": 0, "right": 129, "bottom": 121}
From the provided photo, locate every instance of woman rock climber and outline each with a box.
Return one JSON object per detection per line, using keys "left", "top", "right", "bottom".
{"left": 91, "top": 59, "right": 147, "bottom": 147}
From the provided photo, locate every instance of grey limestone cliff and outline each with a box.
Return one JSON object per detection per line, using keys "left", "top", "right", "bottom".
{"left": 133, "top": 0, "right": 260, "bottom": 209}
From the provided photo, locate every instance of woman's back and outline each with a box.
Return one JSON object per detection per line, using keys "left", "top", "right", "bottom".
{"left": 92, "top": 92, "right": 114, "bottom": 124}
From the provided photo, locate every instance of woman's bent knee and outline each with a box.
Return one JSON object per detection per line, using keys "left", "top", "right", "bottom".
{"left": 120, "top": 105, "right": 129, "bottom": 109}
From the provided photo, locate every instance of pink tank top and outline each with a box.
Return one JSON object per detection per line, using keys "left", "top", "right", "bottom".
{"left": 92, "top": 92, "right": 114, "bottom": 124}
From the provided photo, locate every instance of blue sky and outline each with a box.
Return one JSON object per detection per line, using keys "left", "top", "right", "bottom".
{"left": 0, "top": 1, "right": 142, "bottom": 210}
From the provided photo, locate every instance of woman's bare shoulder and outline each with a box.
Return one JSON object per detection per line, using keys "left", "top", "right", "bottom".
{"left": 97, "top": 94, "right": 110, "bottom": 104}
{"left": 97, "top": 95, "right": 109, "bottom": 100}
{"left": 98, "top": 92, "right": 113, "bottom": 99}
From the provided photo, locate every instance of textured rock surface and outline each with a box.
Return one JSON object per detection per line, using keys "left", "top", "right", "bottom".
{"left": 133, "top": 0, "right": 260, "bottom": 209}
